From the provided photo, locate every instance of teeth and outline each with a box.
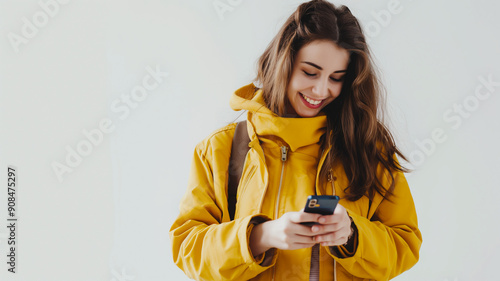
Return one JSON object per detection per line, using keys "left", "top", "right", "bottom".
{"left": 301, "top": 93, "right": 323, "bottom": 105}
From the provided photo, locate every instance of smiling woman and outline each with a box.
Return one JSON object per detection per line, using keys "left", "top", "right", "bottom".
{"left": 170, "top": 1, "right": 422, "bottom": 280}
{"left": 286, "top": 40, "right": 350, "bottom": 117}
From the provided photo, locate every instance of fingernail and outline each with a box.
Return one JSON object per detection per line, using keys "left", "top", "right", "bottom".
{"left": 312, "top": 226, "right": 318, "bottom": 232}
{"left": 319, "top": 218, "right": 326, "bottom": 224}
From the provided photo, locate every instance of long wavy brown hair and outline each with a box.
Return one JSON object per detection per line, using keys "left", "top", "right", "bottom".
{"left": 253, "top": 0, "right": 410, "bottom": 201}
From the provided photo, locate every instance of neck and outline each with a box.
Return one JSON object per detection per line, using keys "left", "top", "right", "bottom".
{"left": 284, "top": 103, "right": 300, "bottom": 118}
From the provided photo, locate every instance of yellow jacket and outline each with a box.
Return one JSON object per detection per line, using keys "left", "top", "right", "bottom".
{"left": 170, "top": 83, "right": 422, "bottom": 281}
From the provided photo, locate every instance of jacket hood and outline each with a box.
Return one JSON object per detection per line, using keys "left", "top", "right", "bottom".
{"left": 229, "top": 83, "right": 327, "bottom": 153}
{"left": 229, "top": 83, "right": 274, "bottom": 114}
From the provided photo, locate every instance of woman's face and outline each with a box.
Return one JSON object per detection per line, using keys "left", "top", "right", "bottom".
{"left": 286, "top": 40, "right": 350, "bottom": 118}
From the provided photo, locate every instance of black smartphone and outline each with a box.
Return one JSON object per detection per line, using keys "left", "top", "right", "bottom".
{"left": 300, "top": 195, "right": 340, "bottom": 226}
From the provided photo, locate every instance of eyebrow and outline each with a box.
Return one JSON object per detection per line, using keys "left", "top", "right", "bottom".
{"left": 301, "top": 61, "right": 347, "bottom": 73}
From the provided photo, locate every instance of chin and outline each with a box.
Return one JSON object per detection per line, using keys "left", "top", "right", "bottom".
{"left": 297, "top": 110, "right": 320, "bottom": 118}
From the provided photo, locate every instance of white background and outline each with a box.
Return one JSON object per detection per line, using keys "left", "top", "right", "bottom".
{"left": 1, "top": 0, "right": 499, "bottom": 280}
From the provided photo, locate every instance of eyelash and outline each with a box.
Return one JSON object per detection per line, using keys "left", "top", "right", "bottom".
{"left": 303, "top": 70, "right": 343, "bottom": 82}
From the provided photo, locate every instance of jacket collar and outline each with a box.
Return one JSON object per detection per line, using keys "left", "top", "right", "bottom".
{"left": 230, "top": 83, "right": 327, "bottom": 153}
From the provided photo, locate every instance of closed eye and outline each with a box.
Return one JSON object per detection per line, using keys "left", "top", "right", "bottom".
{"left": 304, "top": 70, "right": 344, "bottom": 82}
{"left": 303, "top": 70, "right": 316, "bottom": 77}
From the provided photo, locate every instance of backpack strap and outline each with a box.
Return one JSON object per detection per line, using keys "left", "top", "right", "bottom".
{"left": 228, "top": 120, "right": 251, "bottom": 221}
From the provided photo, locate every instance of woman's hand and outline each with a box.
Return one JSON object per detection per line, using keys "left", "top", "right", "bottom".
{"left": 249, "top": 205, "right": 353, "bottom": 257}
{"left": 310, "top": 204, "right": 353, "bottom": 247}
{"left": 249, "top": 210, "right": 322, "bottom": 257}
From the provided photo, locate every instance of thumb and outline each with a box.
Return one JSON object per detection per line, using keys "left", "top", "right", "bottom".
{"left": 289, "top": 209, "right": 321, "bottom": 223}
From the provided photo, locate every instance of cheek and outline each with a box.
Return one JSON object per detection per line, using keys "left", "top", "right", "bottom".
{"left": 331, "top": 83, "right": 344, "bottom": 98}
{"left": 289, "top": 73, "right": 309, "bottom": 91}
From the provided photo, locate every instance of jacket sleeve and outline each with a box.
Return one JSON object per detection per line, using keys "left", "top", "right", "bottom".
{"left": 169, "top": 142, "right": 276, "bottom": 281}
{"left": 326, "top": 161, "right": 422, "bottom": 280}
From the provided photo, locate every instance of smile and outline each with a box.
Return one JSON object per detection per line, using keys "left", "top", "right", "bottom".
{"left": 300, "top": 92, "right": 325, "bottom": 107}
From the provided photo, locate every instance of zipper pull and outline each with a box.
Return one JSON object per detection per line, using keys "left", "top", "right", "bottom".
{"left": 281, "top": 146, "right": 288, "bottom": 162}
{"left": 328, "top": 170, "right": 336, "bottom": 196}
{"left": 328, "top": 170, "right": 337, "bottom": 182}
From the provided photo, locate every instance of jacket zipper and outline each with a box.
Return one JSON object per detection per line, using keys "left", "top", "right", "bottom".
{"left": 272, "top": 145, "right": 288, "bottom": 281}
{"left": 309, "top": 170, "right": 335, "bottom": 281}
{"left": 328, "top": 169, "right": 336, "bottom": 196}
{"left": 274, "top": 145, "right": 288, "bottom": 220}
{"left": 328, "top": 169, "right": 337, "bottom": 281}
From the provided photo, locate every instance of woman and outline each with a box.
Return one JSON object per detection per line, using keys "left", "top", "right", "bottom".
{"left": 170, "top": 1, "right": 422, "bottom": 280}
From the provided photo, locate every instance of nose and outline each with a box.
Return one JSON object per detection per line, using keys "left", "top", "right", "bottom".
{"left": 311, "top": 78, "right": 330, "bottom": 99}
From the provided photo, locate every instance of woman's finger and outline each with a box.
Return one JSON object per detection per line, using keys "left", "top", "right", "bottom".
{"left": 315, "top": 231, "right": 349, "bottom": 246}
{"left": 288, "top": 210, "right": 322, "bottom": 224}
{"left": 310, "top": 222, "right": 343, "bottom": 234}
{"left": 317, "top": 204, "right": 347, "bottom": 224}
